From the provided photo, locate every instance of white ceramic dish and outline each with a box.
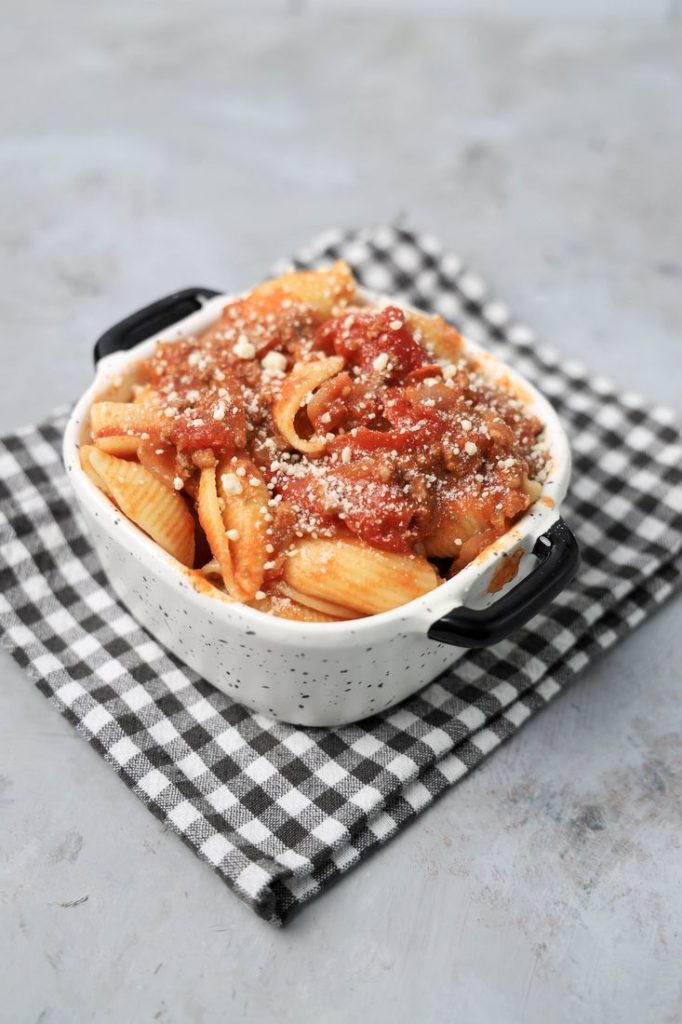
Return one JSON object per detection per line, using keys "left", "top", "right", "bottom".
{"left": 63, "top": 286, "right": 578, "bottom": 726}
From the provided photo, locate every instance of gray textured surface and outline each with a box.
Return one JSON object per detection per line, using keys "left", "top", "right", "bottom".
{"left": 1, "top": 3, "right": 681, "bottom": 1022}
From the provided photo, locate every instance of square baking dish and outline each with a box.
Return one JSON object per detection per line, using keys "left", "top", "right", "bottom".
{"left": 64, "top": 285, "right": 578, "bottom": 726}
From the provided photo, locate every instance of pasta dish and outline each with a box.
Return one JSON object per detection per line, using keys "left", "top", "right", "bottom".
{"left": 80, "top": 262, "right": 548, "bottom": 622}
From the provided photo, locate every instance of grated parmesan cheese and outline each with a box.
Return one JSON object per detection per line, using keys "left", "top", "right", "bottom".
{"left": 261, "top": 350, "right": 287, "bottom": 373}
{"left": 233, "top": 337, "right": 256, "bottom": 359}
{"left": 221, "top": 473, "right": 243, "bottom": 496}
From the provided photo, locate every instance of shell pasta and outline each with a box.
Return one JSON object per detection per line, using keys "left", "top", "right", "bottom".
{"left": 282, "top": 538, "right": 440, "bottom": 616}
{"left": 82, "top": 262, "right": 548, "bottom": 621}
{"left": 80, "top": 446, "right": 195, "bottom": 567}
{"left": 272, "top": 355, "right": 346, "bottom": 455}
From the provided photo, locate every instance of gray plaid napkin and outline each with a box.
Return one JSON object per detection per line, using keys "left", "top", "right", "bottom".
{"left": 1, "top": 226, "right": 680, "bottom": 924}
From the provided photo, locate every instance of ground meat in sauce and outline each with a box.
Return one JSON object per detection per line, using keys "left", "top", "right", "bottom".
{"left": 137, "top": 294, "right": 548, "bottom": 568}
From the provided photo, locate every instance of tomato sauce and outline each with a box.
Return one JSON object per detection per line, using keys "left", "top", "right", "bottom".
{"left": 135, "top": 293, "right": 547, "bottom": 567}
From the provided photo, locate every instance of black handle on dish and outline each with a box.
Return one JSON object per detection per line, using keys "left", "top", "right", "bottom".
{"left": 427, "top": 518, "right": 579, "bottom": 648}
{"left": 93, "top": 286, "right": 222, "bottom": 364}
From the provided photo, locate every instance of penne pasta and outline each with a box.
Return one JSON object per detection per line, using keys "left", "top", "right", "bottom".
{"left": 422, "top": 528, "right": 462, "bottom": 559}
{"left": 137, "top": 442, "right": 178, "bottom": 492}
{"left": 90, "top": 401, "right": 164, "bottom": 441}
{"left": 283, "top": 537, "right": 439, "bottom": 615}
{"left": 408, "top": 311, "right": 463, "bottom": 364}
{"left": 133, "top": 384, "right": 161, "bottom": 405}
{"left": 216, "top": 457, "right": 269, "bottom": 602}
{"left": 80, "top": 446, "right": 195, "bottom": 566}
{"left": 197, "top": 465, "right": 238, "bottom": 597}
{"left": 276, "top": 603, "right": 338, "bottom": 623}
{"left": 278, "top": 581, "right": 357, "bottom": 620}
{"left": 94, "top": 435, "right": 140, "bottom": 458}
{"left": 80, "top": 445, "right": 108, "bottom": 493}
{"left": 523, "top": 476, "right": 542, "bottom": 502}
{"left": 250, "top": 590, "right": 339, "bottom": 623}
{"left": 251, "top": 260, "right": 355, "bottom": 317}
{"left": 423, "top": 506, "right": 489, "bottom": 558}
{"left": 272, "top": 355, "right": 345, "bottom": 454}
{"left": 186, "top": 567, "right": 236, "bottom": 604}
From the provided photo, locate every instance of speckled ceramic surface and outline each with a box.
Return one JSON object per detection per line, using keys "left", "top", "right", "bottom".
{"left": 63, "top": 292, "right": 571, "bottom": 726}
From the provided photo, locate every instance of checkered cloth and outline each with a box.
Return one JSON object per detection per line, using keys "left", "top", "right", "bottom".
{"left": 1, "top": 227, "right": 681, "bottom": 925}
